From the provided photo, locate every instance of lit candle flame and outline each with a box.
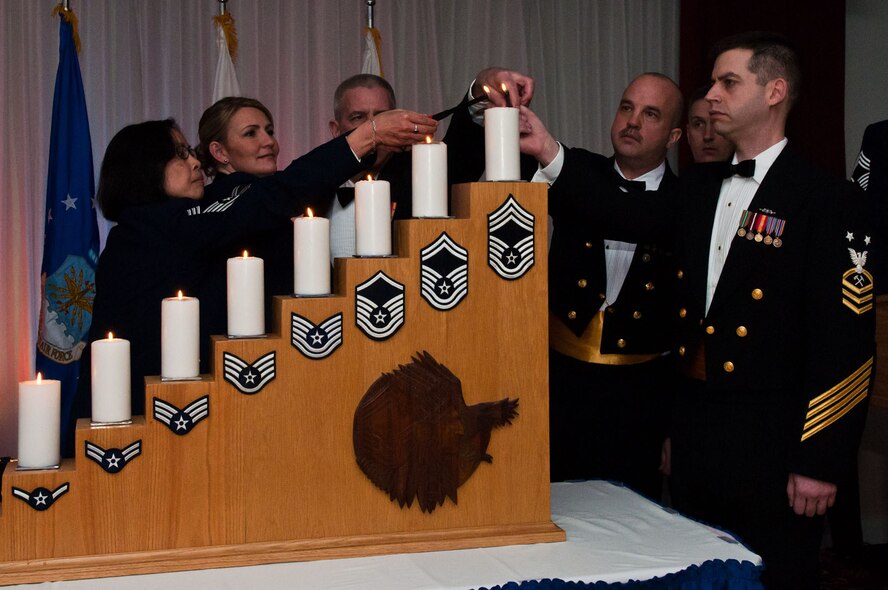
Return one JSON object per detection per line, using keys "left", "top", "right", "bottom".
{"left": 242, "top": 250, "right": 249, "bottom": 258}
{"left": 425, "top": 136, "right": 432, "bottom": 144}
{"left": 500, "top": 82, "right": 512, "bottom": 107}
{"left": 37, "top": 372, "right": 43, "bottom": 383}
{"left": 307, "top": 208, "right": 314, "bottom": 218}
{"left": 177, "top": 290, "right": 184, "bottom": 300}
{"left": 108, "top": 332, "right": 114, "bottom": 340}
{"left": 366, "top": 174, "right": 373, "bottom": 182}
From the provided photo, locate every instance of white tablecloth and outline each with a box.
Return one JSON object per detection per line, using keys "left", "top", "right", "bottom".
{"left": 8, "top": 481, "right": 761, "bottom": 590}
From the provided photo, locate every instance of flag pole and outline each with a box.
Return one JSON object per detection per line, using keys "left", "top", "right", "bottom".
{"left": 367, "top": 0, "right": 375, "bottom": 29}
{"left": 218, "top": 0, "right": 227, "bottom": 16}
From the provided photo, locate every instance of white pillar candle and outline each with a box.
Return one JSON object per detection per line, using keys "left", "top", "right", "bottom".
{"left": 484, "top": 107, "right": 520, "bottom": 181}
{"left": 293, "top": 210, "right": 331, "bottom": 295}
{"left": 90, "top": 333, "right": 131, "bottom": 423}
{"left": 412, "top": 137, "right": 448, "bottom": 217}
{"left": 161, "top": 291, "right": 200, "bottom": 379}
{"left": 227, "top": 251, "right": 265, "bottom": 336}
{"left": 17, "top": 374, "right": 60, "bottom": 469}
{"left": 354, "top": 177, "right": 392, "bottom": 256}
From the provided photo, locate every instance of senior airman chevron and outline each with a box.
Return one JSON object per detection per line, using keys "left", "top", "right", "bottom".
{"left": 153, "top": 396, "right": 209, "bottom": 435}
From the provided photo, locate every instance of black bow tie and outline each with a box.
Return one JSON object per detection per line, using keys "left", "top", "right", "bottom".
{"left": 336, "top": 186, "right": 355, "bottom": 208}
{"left": 612, "top": 170, "right": 646, "bottom": 192}
{"left": 723, "top": 159, "right": 755, "bottom": 178}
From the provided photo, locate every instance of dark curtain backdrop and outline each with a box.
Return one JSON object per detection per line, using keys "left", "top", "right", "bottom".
{"left": 679, "top": 0, "right": 846, "bottom": 176}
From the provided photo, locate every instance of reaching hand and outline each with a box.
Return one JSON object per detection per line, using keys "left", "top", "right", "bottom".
{"left": 472, "top": 67, "right": 535, "bottom": 108}
{"left": 372, "top": 109, "right": 438, "bottom": 149}
{"left": 518, "top": 106, "right": 559, "bottom": 166}
{"left": 346, "top": 110, "right": 437, "bottom": 158}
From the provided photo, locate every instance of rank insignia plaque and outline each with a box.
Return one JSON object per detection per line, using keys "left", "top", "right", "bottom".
{"left": 12, "top": 483, "right": 69, "bottom": 511}
{"left": 291, "top": 313, "right": 343, "bottom": 359}
{"left": 420, "top": 232, "right": 468, "bottom": 311}
{"left": 153, "top": 395, "right": 209, "bottom": 436}
{"left": 223, "top": 351, "right": 276, "bottom": 394}
{"left": 488, "top": 195, "right": 535, "bottom": 280}
{"left": 355, "top": 271, "right": 405, "bottom": 341}
{"left": 843, "top": 239, "right": 874, "bottom": 315}
{"left": 85, "top": 440, "right": 142, "bottom": 474}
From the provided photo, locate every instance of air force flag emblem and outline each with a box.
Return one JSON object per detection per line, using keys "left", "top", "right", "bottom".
{"left": 153, "top": 395, "right": 209, "bottom": 435}
{"left": 488, "top": 195, "right": 535, "bottom": 280}
{"left": 356, "top": 271, "right": 405, "bottom": 341}
{"left": 85, "top": 440, "right": 142, "bottom": 474}
{"left": 12, "top": 483, "right": 70, "bottom": 511}
{"left": 420, "top": 232, "right": 468, "bottom": 311}
{"left": 291, "top": 313, "right": 343, "bottom": 359}
{"left": 223, "top": 351, "right": 276, "bottom": 394}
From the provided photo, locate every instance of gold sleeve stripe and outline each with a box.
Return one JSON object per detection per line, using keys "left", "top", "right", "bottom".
{"left": 804, "top": 379, "right": 869, "bottom": 431}
{"left": 801, "top": 389, "right": 868, "bottom": 442}
{"left": 807, "top": 357, "right": 873, "bottom": 408}
{"left": 806, "top": 366, "right": 871, "bottom": 422}
{"left": 801, "top": 357, "right": 873, "bottom": 442}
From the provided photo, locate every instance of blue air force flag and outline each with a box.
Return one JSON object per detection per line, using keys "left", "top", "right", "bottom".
{"left": 36, "top": 12, "right": 100, "bottom": 455}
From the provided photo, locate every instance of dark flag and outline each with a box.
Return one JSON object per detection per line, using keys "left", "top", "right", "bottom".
{"left": 36, "top": 7, "right": 99, "bottom": 457}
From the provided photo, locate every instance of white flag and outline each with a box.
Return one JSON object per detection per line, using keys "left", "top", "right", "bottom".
{"left": 361, "top": 27, "right": 383, "bottom": 77}
{"left": 213, "top": 25, "right": 241, "bottom": 102}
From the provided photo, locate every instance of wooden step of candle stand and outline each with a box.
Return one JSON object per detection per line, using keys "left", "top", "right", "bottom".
{"left": 0, "top": 182, "right": 563, "bottom": 585}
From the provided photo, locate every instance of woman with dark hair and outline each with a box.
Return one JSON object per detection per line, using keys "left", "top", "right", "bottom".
{"left": 196, "top": 96, "right": 435, "bottom": 325}
{"left": 71, "top": 109, "right": 432, "bottom": 453}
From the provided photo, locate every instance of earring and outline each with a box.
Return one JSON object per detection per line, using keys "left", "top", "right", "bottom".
{"left": 222, "top": 159, "right": 230, "bottom": 165}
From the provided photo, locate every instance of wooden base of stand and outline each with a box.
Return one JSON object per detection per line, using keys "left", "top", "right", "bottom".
{"left": 0, "top": 521, "right": 564, "bottom": 585}
{"left": 0, "top": 183, "right": 564, "bottom": 585}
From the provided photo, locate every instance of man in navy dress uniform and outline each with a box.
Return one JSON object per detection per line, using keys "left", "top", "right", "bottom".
{"left": 670, "top": 32, "right": 875, "bottom": 588}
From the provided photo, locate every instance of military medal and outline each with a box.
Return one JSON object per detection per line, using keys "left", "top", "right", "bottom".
{"left": 763, "top": 216, "right": 777, "bottom": 245}
{"left": 737, "top": 210, "right": 750, "bottom": 238}
{"left": 746, "top": 213, "right": 757, "bottom": 240}
{"left": 772, "top": 218, "right": 786, "bottom": 248}
{"left": 754, "top": 213, "right": 767, "bottom": 242}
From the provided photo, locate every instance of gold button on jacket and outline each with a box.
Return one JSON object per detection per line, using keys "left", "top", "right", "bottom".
{"left": 736, "top": 326, "right": 748, "bottom": 337}
{"left": 705, "top": 325, "right": 715, "bottom": 335}
{"left": 751, "top": 288, "right": 763, "bottom": 300}
{"left": 723, "top": 361, "right": 735, "bottom": 372}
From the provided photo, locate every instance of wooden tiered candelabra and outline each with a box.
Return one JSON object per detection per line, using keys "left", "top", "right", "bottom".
{"left": 0, "top": 182, "right": 563, "bottom": 585}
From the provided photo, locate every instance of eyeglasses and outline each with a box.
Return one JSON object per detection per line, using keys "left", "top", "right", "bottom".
{"left": 174, "top": 144, "right": 197, "bottom": 161}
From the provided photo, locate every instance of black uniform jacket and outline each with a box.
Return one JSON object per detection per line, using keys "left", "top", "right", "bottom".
{"left": 76, "top": 135, "right": 367, "bottom": 421}
{"left": 676, "top": 147, "right": 875, "bottom": 482}
{"left": 549, "top": 146, "right": 679, "bottom": 355}
{"left": 204, "top": 137, "right": 372, "bottom": 320}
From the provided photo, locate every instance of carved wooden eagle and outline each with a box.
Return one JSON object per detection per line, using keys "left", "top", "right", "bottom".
{"left": 353, "top": 351, "right": 518, "bottom": 513}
